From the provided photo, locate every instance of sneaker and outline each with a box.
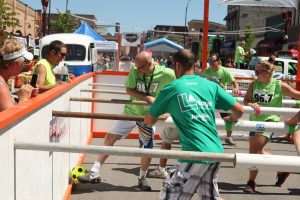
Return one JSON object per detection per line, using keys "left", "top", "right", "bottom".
{"left": 225, "top": 137, "right": 236, "bottom": 145}
{"left": 275, "top": 172, "right": 290, "bottom": 187}
{"left": 149, "top": 169, "right": 169, "bottom": 179}
{"left": 78, "top": 171, "right": 101, "bottom": 184}
{"left": 138, "top": 176, "right": 152, "bottom": 191}
{"left": 243, "top": 180, "right": 256, "bottom": 193}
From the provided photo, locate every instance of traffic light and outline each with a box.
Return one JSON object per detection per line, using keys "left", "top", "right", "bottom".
{"left": 212, "top": 39, "right": 221, "bottom": 53}
{"left": 146, "top": 32, "right": 151, "bottom": 42}
{"left": 115, "top": 22, "right": 120, "bottom": 33}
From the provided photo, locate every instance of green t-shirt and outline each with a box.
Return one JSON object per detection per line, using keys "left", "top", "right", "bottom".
{"left": 203, "top": 66, "right": 235, "bottom": 89}
{"left": 234, "top": 46, "right": 245, "bottom": 63}
{"left": 149, "top": 75, "right": 236, "bottom": 164}
{"left": 249, "top": 79, "right": 282, "bottom": 122}
{"left": 124, "top": 65, "right": 176, "bottom": 116}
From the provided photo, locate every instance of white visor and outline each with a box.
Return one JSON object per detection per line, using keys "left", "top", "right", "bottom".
{"left": 2, "top": 48, "right": 33, "bottom": 61}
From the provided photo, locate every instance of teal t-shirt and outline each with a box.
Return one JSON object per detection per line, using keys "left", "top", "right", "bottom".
{"left": 234, "top": 46, "right": 245, "bottom": 63}
{"left": 149, "top": 75, "right": 237, "bottom": 164}
{"left": 124, "top": 64, "right": 176, "bottom": 116}
{"left": 203, "top": 66, "right": 235, "bottom": 89}
{"left": 249, "top": 79, "right": 282, "bottom": 122}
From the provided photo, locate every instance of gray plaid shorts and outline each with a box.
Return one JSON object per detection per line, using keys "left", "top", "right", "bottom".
{"left": 160, "top": 162, "right": 221, "bottom": 200}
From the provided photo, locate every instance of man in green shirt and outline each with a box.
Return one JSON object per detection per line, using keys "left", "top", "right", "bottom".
{"left": 144, "top": 49, "right": 244, "bottom": 199}
{"left": 204, "top": 53, "right": 240, "bottom": 145}
{"left": 234, "top": 40, "right": 248, "bottom": 69}
{"left": 79, "top": 51, "right": 176, "bottom": 191}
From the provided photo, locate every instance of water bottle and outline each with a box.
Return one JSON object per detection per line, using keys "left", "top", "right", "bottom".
{"left": 61, "top": 63, "right": 69, "bottom": 82}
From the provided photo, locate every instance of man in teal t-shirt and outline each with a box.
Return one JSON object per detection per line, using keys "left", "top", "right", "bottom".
{"left": 204, "top": 53, "right": 240, "bottom": 145}
{"left": 144, "top": 49, "right": 244, "bottom": 199}
{"left": 78, "top": 51, "right": 176, "bottom": 191}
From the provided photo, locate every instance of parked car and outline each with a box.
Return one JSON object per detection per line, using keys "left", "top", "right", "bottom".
{"left": 248, "top": 56, "right": 298, "bottom": 79}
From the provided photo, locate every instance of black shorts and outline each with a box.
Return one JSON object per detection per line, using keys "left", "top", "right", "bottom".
{"left": 220, "top": 112, "right": 230, "bottom": 119}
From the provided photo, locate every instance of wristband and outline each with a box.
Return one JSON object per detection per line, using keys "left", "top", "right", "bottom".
{"left": 288, "top": 125, "right": 296, "bottom": 134}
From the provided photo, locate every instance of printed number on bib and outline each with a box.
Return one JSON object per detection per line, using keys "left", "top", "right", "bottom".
{"left": 253, "top": 93, "right": 273, "bottom": 103}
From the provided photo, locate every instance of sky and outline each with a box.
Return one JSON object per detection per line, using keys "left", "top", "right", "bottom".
{"left": 21, "top": 0, "right": 228, "bottom": 33}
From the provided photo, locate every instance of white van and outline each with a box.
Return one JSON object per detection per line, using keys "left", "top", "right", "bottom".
{"left": 39, "top": 33, "right": 97, "bottom": 76}
{"left": 248, "top": 56, "right": 298, "bottom": 79}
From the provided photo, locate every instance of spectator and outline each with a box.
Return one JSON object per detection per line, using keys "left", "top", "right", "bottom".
{"left": 234, "top": 40, "right": 248, "bottom": 69}
{"left": 144, "top": 49, "right": 244, "bottom": 200}
{"left": 32, "top": 40, "right": 67, "bottom": 93}
{"left": 0, "top": 39, "right": 38, "bottom": 112}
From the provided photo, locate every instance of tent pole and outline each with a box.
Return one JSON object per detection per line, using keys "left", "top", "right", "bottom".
{"left": 201, "top": 0, "right": 209, "bottom": 72}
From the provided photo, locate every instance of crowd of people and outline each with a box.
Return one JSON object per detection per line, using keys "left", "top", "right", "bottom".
{"left": 1, "top": 38, "right": 299, "bottom": 199}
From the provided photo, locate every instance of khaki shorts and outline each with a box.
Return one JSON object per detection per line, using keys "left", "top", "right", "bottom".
{"left": 160, "top": 126, "right": 178, "bottom": 144}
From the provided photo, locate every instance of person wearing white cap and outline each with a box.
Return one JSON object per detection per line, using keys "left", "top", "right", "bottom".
{"left": 234, "top": 40, "right": 248, "bottom": 69}
{"left": 0, "top": 39, "right": 37, "bottom": 112}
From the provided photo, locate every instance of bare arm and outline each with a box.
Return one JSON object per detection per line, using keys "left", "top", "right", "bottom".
{"left": 126, "top": 87, "right": 155, "bottom": 103}
{"left": 228, "top": 102, "right": 244, "bottom": 122}
{"left": 281, "top": 82, "right": 300, "bottom": 100}
{"left": 35, "top": 64, "right": 58, "bottom": 93}
{"left": 0, "top": 79, "right": 16, "bottom": 111}
{"left": 144, "top": 113, "right": 158, "bottom": 125}
{"left": 243, "top": 81, "right": 254, "bottom": 106}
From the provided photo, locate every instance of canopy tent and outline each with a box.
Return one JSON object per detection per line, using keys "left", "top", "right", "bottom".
{"left": 144, "top": 38, "right": 183, "bottom": 55}
{"left": 218, "top": 0, "right": 298, "bottom": 8}
{"left": 74, "top": 21, "right": 106, "bottom": 41}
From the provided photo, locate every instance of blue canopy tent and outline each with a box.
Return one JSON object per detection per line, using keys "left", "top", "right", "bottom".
{"left": 74, "top": 21, "right": 106, "bottom": 41}
{"left": 144, "top": 38, "right": 183, "bottom": 57}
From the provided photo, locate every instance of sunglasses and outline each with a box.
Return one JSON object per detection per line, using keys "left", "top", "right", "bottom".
{"left": 58, "top": 52, "right": 67, "bottom": 57}
{"left": 208, "top": 59, "right": 218, "bottom": 64}
{"left": 255, "top": 69, "right": 269, "bottom": 75}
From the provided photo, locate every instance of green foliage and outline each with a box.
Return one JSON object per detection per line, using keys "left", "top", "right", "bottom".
{"left": 0, "top": 0, "right": 20, "bottom": 45}
{"left": 244, "top": 23, "right": 256, "bottom": 61}
{"left": 51, "top": 10, "right": 76, "bottom": 33}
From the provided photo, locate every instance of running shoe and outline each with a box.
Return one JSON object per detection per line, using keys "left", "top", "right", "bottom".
{"left": 243, "top": 180, "right": 256, "bottom": 193}
{"left": 149, "top": 169, "right": 169, "bottom": 179}
{"left": 225, "top": 137, "right": 237, "bottom": 145}
{"left": 78, "top": 171, "right": 101, "bottom": 184}
{"left": 138, "top": 176, "right": 152, "bottom": 191}
{"left": 275, "top": 172, "right": 290, "bottom": 187}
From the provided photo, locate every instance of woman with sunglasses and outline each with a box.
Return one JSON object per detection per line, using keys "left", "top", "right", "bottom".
{"left": 32, "top": 40, "right": 67, "bottom": 93}
{"left": 0, "top": 39, "right": 37, "bottom": 112}
{"left": 243, "top": 60, "right": 300, "bottom": 193}
{"left": 204, "top": 53, "right": 240, "bottom": 145}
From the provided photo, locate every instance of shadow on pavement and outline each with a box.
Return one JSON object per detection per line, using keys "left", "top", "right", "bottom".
{"left": 72, "top": 182, "right": 160, "bottom": 194}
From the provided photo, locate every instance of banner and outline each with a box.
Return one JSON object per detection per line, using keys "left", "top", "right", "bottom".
{"left": 218, "top": 0, "right": 298, "bottom": 8}
{"left": 121, "top": 33, "right": 141, "bottom": 47}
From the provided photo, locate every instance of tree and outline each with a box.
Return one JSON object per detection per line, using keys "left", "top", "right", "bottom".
{"left": 0, "top": 0, "right": 20, "bottom": 45}
{"left": 244, "top": 23, "right": 256, "bottom": 61}
{"left": 51, "top": 10, "right": 76, "bottom": 33}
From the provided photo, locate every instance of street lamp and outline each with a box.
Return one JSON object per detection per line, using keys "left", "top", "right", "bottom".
{"left": 184, "top": 0, "right": 192, "bottom": 48}
{"left": 66, "top": 0, "right": 69, "bottom": 12}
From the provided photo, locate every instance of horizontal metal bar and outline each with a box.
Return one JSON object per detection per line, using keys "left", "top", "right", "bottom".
{"left": 52, "top": 111, "right": 299, "bottom": 135}
{"left": 14, "top": 141, "right": 235, "bottom": 163}
{"left": 70, "top": 97, "right": 148, "bottom": 105}
{"left": 80, "top": 89, "right": 126, "bottom": 94}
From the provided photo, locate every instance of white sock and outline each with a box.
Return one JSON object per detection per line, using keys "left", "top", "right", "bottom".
{"left": 139, "top": 169, "right": 147, "bottom": 179}
{"left": 91, "top": 161, "right": 101, "bottom": 173}
{"left": 159, "top": 166, "right": 166, "bottom": 172}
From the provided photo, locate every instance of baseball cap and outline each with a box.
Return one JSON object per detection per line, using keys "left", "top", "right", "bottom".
{"left": 2, "top": 47, "right": 33, "bottom": 61}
